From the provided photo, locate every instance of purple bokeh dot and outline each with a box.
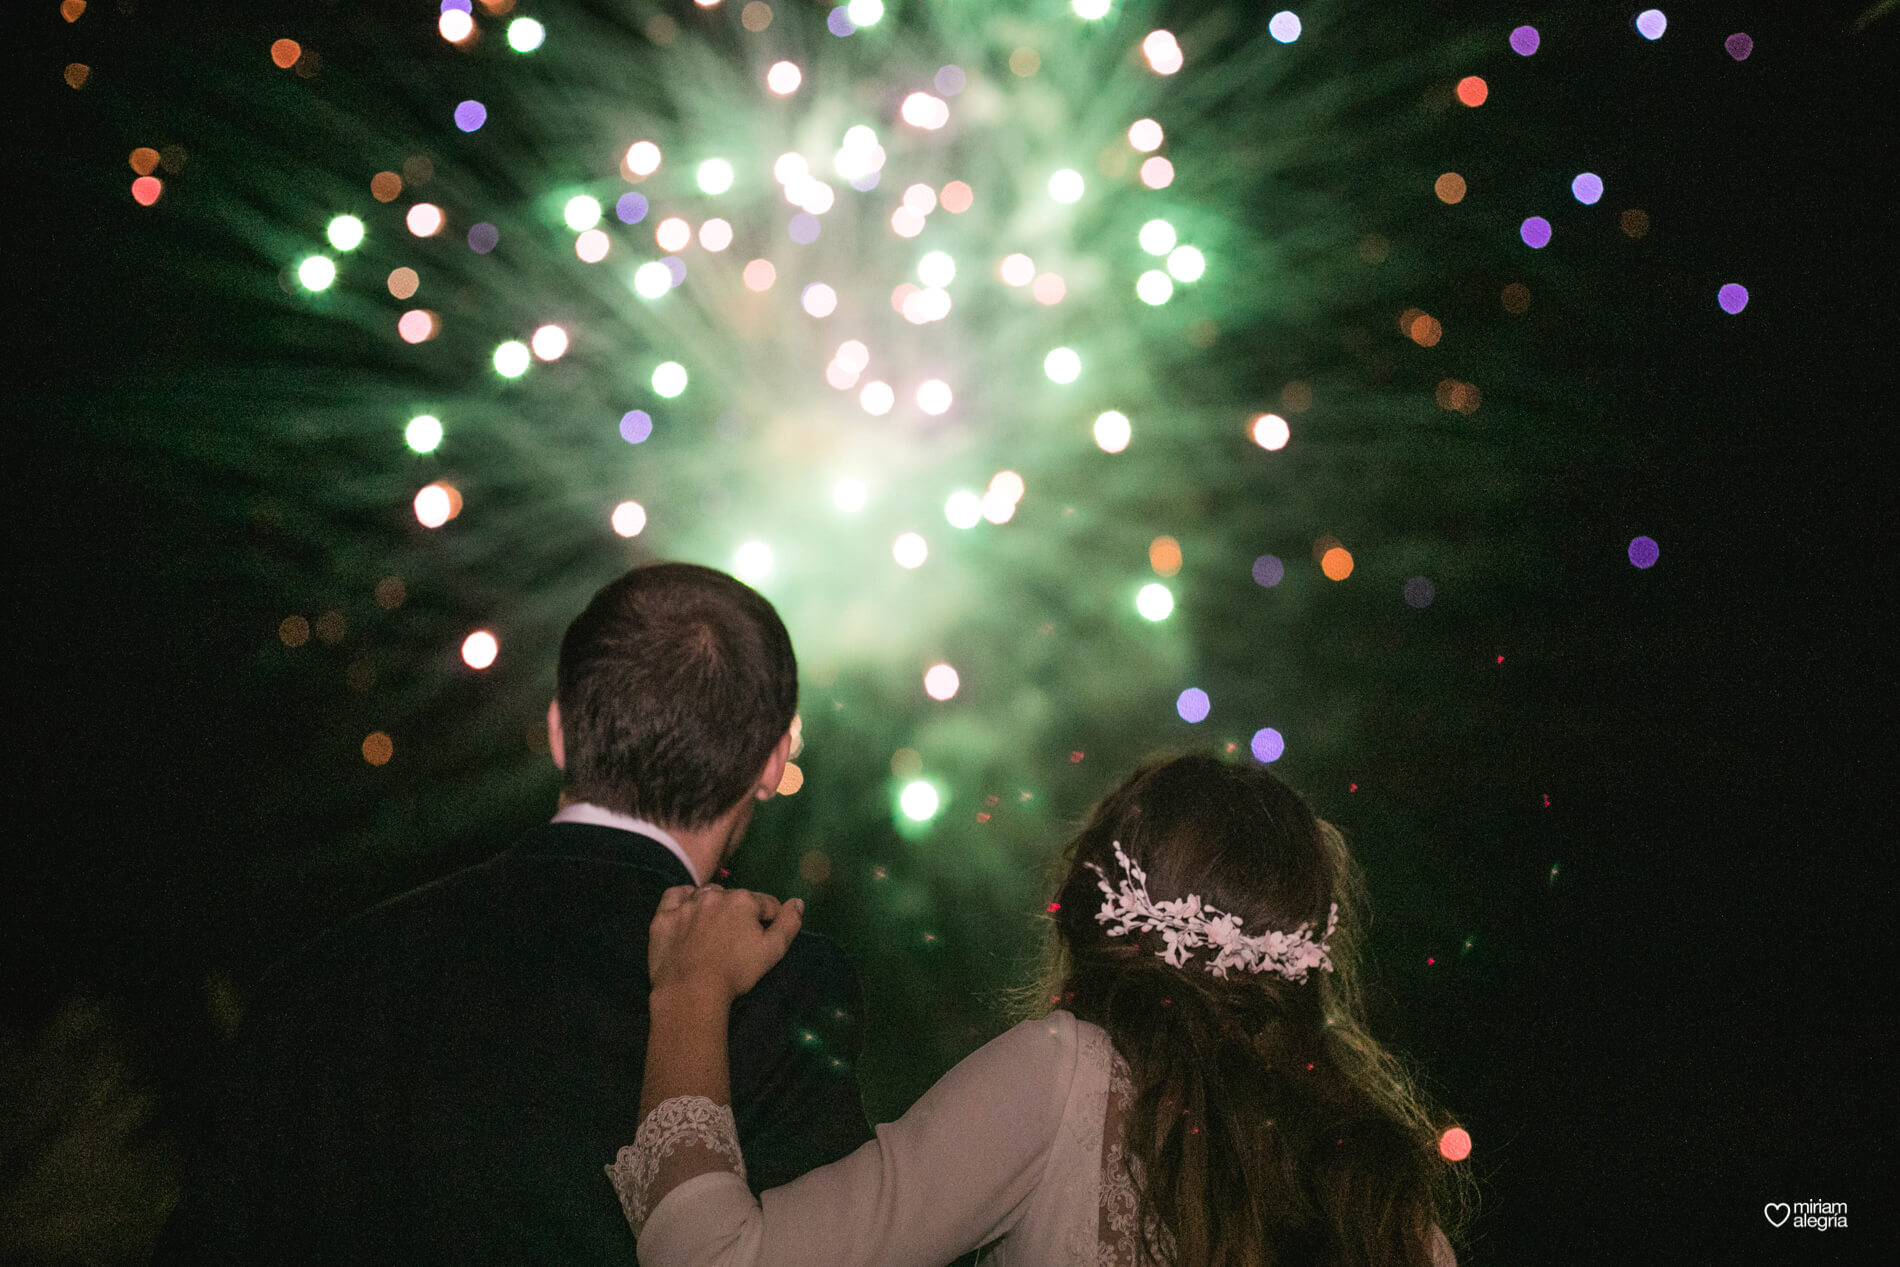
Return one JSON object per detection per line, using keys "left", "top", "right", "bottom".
{"left": 1717, "top": 283, "right": 1749, "bottom": 314}
{"left": 1571, "top": 172, "right": 1604, "bottom": 205}
{"left": 1725, "top": 33, "right": 1753, "bottom": 61}
{"left": 1251, "top": 554, "right": 1285, "bottom": 587}
{"left": 440, "top": 0, "right": 471, "bottom": 13}
{"left": 1403, "top": 577, "right": 1436, "bottom": 608}
{"left": 935, "top": 65, "right": 966, "bottom": 96}
{"left": 1176, "top": 688, "right": 1210, "bottom": 724}
{"left": 453, "top": 100, "right": 487, "bottom": 133}
{"left": 788, "top": 213, "right": 821, "bottom": 244}
{"left": 467, "top": 222, "right": 499, "bottom": 254}
{"left": 1509, "top": 25, "right": 1540, "bottom": 56}
{"left": 1251, "top": 727, "right": 1285, "bottom": 763}
{"left": 1520, "top": 216, "right": 1553, "bottom": 249}
{"left": 616, "top": 193, "right": 649, "bottom": 225}
{"left": 850, "top": 169, "right": 881, "bottom": 192}
{"left": 827, "top": 7, "right": 856, "bottom": 37}
{"left": 1628, "top": 536, "right": 1660, "bottom": 569}
{"left": 1635, "top": 9, "right": 1667, "bottom": 41}
{"left": 662, "top": 256, "right": 687, "bottom": 286}
{"left": 619, "top": 410, "right": 653, "bottom": 444}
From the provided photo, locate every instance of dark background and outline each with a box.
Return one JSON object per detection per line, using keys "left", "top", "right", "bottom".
{"left": 8, "top": 1, "right": 1891, "bottom": 1263}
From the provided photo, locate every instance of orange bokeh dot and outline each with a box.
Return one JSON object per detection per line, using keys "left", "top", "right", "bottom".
{"left": 940, "top": 181, "right": 974, "bottom": 213}
{"left": 370, "top": 171, "right": 403, "bottom": 203}
{"left": 742, "top": 259, "right": 776, "bottom": 292}
{"left": 61, "top": 0, "right": 87, "bottom": 22}
{"left": 1620, "top": 208, "right": 1651, "bottom": 239}
{"left": 131, "top": 177, "right": 163, "bottom": 206}
{"left": 1408, "top": 314, "right": 1443, "bottom": 347}
{"left": 387, "top": 267, "right": 419, "bottom": 300}
{"left": 1501, "top": 282, "right": 1531, "bottom": 314}
{"left": 1149, "top": 536, "right": 1182, "bottom": 577}
{"left": 779, "top": 763, "right": 806, "bottom": 797}
{"left": 1321, "top": 547, "right": 1355, "bottom": 581}
{"left": 64, "top": 63, "right": 91, "bottom": 89}
{"left": 278, "top": 615, "right": 311, "bottom": 647}
{"left": 1456, "top": 76, "right": 1488, "bottom": 107}
{"left": 362, "top": 731, "right": 394, "bottom": 766}
{"left": 1438, "top": 1126, "right": 1472, "bottom": 1162}
{"left": 1434, "top": 172, "right": 1467, "bottom": 204}
{"left": 129, "top": 147, "right": 161, "bottom": 176}
{"left": 271, "top": 39, "right": 302, "bottom": 69}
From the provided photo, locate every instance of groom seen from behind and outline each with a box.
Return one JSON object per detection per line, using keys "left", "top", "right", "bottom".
{"left": 157, "top": 563, "right": 871, "bottom": 1265}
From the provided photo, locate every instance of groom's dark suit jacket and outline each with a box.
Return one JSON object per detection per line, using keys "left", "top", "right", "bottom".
{"left": 156, "top": 821, "right": 871, "bottom": 1266}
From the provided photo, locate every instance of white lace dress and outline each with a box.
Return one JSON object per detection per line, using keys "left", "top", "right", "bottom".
{"left": 608, "top": 1009, "right": 1454, "bottom": 1267}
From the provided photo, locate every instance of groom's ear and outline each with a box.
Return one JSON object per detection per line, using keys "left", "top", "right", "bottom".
{"left": 753, "top": 727, "right": 794, "bottom": 800}
{"left": 546, "top": 699, "right": 566, "bottom": 771}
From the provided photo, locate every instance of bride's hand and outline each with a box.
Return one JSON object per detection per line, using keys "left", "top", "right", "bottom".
{"left": 648, "top": 885, "right": 803, "bottom": 1006}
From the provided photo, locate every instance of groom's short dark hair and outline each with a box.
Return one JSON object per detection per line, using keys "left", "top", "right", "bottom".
{"left": 557, "top": 563, "right": 797, "bottom": 829}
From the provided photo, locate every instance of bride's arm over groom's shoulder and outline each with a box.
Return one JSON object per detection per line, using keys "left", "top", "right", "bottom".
{"left": 620, "top": 1011, "right": 1082, "bottom": 1267}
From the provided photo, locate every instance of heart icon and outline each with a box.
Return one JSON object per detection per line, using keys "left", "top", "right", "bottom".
{"left": 1763, "top": 1203, "right": 1791, "bottom": 1227}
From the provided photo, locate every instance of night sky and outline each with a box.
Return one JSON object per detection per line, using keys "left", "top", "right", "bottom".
{"left": 11, "top": 1, "right": 1891, "bottom": 1263}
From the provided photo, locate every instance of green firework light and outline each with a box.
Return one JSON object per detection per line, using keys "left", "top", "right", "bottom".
{"left": 86, "top": 0, "right": 1705, "bottom": 1109}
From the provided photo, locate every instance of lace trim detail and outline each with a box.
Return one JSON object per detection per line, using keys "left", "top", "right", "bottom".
{"left": 1098, "top": 1048, "right": 1173, "bottom": 1266}
{"left": 605, "top": 1096, "right": 746, "bottom": 1237}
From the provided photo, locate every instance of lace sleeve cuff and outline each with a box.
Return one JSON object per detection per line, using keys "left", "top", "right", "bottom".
{"left": 606, "top": 1096, "right": 748, "bottom": 1238}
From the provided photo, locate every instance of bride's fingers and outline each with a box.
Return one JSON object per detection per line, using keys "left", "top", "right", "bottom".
{"left": 656, "top": 885, "right": 697, "bottom": 913}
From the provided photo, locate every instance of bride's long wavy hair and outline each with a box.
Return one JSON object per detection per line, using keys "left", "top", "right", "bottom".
{"left": 1027, "top": 753, "right": 1473, "bottom": 1267}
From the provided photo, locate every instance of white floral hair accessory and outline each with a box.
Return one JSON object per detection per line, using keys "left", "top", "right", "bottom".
{"left": 1084, "top": 840, "right": 1339, "bottom": 981}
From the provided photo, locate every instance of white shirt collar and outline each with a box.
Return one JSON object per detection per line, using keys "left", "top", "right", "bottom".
{"left": 550, "top": 802, "right": 701, "bottom": 885}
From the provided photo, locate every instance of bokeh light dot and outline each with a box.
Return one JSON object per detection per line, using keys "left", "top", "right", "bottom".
{"left": 652, "top": 361, "right": 688, "bottom": 397}
{"left": 563, "top": 195, "right": 602, "bottom": 232}
{"left": 945, "top": 490, "right": 982, "bottom": 529}
{"left": 575, "top": 229, "right": 610, "bottom": 262}
{"left": 1439, "top": 1127, "right": 1473, "bottom": 1162}
{"left": 1520, "top": 217, "right": 1553, "bottom": 249}
{"left": 733, "top": 541, "right": 773, "bottom": 582}
{"left": 767, "top": 61, "right": 802, "bottom": 95}
{"left": 461, "top": 631, "right": 499, "bottom": 670}
{"left": 1456, "top": 76, "right": 1488, "bottom": 107}
{"left": 619, "top": 410, "right": 653, "bottom": 444}
{"left": 1177, "top": 688, "right": 1210, "bottom": 723}
{"left": 439, "top": 11, "right": 473, "bottom": 42}
{"left": 326, "top": 215, "right": 365, "bottom": 251}
{"left": 1044, "top": 347, "right": 1081, "bottom": 384}
{"left": 1268, "top": 12, "right": 1301, "bottom": 43}
{"left": 468, "top": 222, "right": 499, "bottom": 253}
{"left": 493, "top": 341, "right": 531, "bottom": 377}
{"left": 271, "top": 39, "right": 301, "bottom": 69}
{"left": 1628, "top": 536, "right": 1660, "bottom": 569}
{"left": 1572, "top": 172, "right": 1604, "bottom": 205}
{"left": 1139, "top": 157, "right": 1175, "bottom": 189}
{"left": 1251, "top": 728, "right": 1286, "bottom": 763}
{"left": 453, "top": 100, "right": 487, "bottom": 132}
{"left": 1251, "top": 413, "right": 1290, "bottom": 450}
{"left": 1252, "top": 555, "right": 1285, "bottom": 587}
{"left": 1717, "top": 283, "right": 1749, "bottom": 314}
{"left": 531, "top": 324, "right": 568, "bottom": 361}
{"left": 1404, "top": 577, "right": 1436, "bottom": 608}
{"left": 940, "top": 181, "right": 974, "bottom": 213}
{"left": 405, "top": 415, "right": 443, "bottom": 453}
{"left": 1510, "top": 25, "right": 1540, "bottom": 56}
{"left": 407, "top": 203, "right": 444, "bottom": 237}
{"left": 833, "top": 479, "right": 867, "bottom": 512}
{"left": 1726, "top": 33, "right": 1753, "bottom": 61}
{"left": 899, "top": 781, "right": 939, "bottom": 822}
{"left": 611, "top": 501, "right": 647, "bottom": 538}
{"left": 924, "top": 664, "right": 960, "bottom": 700}
{"left": 1136, "top": 271, "right": 1173, "bottom": 305}
{"left": 1321, "top": 547, "right": 1355, "bottom": 581}
{"left": 507, "top": 18, "right": 546, "bottom": 53}
{"left": 1127, "top": 119, "right": 1163, "bottom": 152}
{"left": 625, "top": 141, "right": 662, "bottom": 176}
{"left": 860, "top": 381, "right": 894, "bottom": 416}
{"left": 1636, "top": 10, "right": 1667, "bottom": 41}
{"left": 1049, "top": 169, "right": 1085, "bottom": 204}
{"left": 801, "top": 283, "right": 839, "bottom": 317}
{"left": 131, "top": 176, "right": 164, "bottom": 206}
{"left": 297, "top": 255, "right": 336, "bottom": 291}
{"left": 742, "top": 259, "right": 776, "bottom": 291}
{"left": 1136, "top": 583, "right": 1174, "bottom": 621}
{"left": 396, "top": 309, "right": 437, "bottom": 346}
{"left": 699, "top": 218, "right": 733, "bottom": 251}
{"left": 1094, "top": 410, "right": 1131, "bottom": 453}
{"left": 697, "top": 158, "right": 734, "bottom": 195}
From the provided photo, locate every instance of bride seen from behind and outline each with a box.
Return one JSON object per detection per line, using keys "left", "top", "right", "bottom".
{"left": 613, "top": 752, "right": 1473, "bottom": 1266}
